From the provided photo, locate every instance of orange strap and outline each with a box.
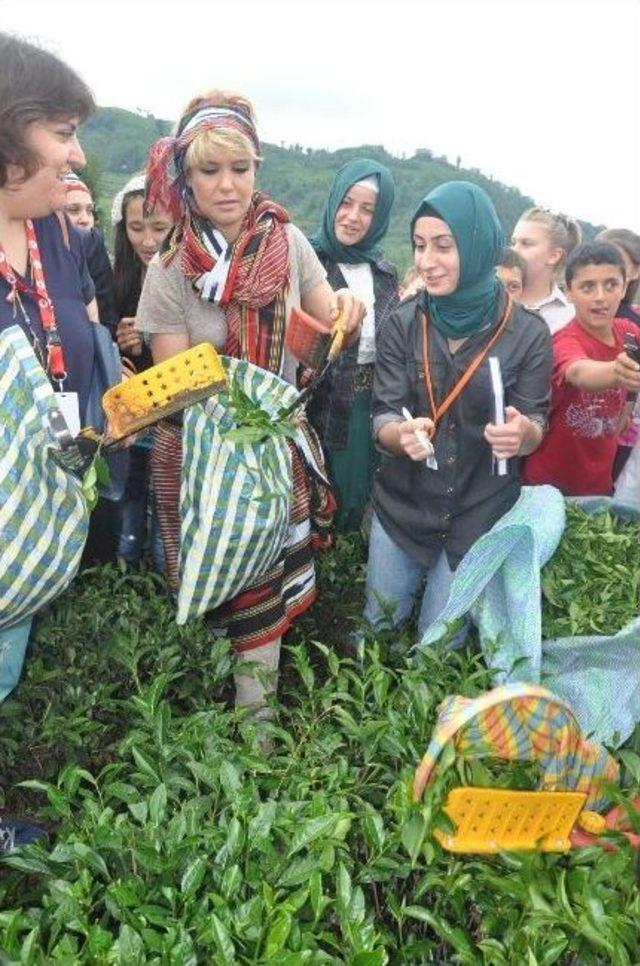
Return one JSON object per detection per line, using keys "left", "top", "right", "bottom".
{"left": 420, "top": 296, "right": 513, "bottom": 430}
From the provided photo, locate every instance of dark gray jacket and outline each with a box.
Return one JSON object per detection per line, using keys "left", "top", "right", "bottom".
{"left": 372, "top": 294, "right": 552, "bottom": 568}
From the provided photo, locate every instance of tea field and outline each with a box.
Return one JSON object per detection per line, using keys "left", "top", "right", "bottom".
{"left": 0, "top": 537, "right": 639, "bottom": 964}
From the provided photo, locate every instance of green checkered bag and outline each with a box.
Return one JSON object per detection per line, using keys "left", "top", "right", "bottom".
{"left": 176, "top": 358, "right": 298, "bottom": 625}
{"left": 0, "top": 326, "right": 88, "bottom": 630}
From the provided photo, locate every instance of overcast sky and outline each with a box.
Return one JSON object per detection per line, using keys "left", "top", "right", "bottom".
{"left": 2, "top": 0, "right": 639, "bottom": 230}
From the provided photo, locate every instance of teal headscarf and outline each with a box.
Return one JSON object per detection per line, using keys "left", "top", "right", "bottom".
{"left": 412, "top": 181, "right": 505, "bottom": 338}
{"left": 312, "top": 158, "right": 395, "bottom": 265}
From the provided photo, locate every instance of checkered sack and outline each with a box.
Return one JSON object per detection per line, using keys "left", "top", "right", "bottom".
{"left": 0, "top": 326, "right": 88, "bottom": 630}
{"left": 176, "top": 358, "right": 298, "bottom": 625}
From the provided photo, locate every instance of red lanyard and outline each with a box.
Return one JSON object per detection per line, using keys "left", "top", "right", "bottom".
{"left": 0, "top": 219, "right": 67, "bottom": 383}
{"left": 420, "top": 296, "right": 513, "bottom": 431}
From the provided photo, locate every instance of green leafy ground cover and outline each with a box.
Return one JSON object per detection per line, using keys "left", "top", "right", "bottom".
{"left": 541, "top": 505, "right": 640, "bottom": 638}
{"left": 0, "top": 538, "right": 639, "bottom": 964}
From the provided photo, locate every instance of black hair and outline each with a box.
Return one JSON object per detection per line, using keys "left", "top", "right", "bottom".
{"left": 565, "top": 242, "right": 626, "bottom": 288}
{"left": 0, "top": 32, "right": 95, "bottom": 186}
{"left": 498, "top": 247, "right": 527, "bottom": 285}
{"left": 113, "top": 190, "right": 145, "bottom": 318}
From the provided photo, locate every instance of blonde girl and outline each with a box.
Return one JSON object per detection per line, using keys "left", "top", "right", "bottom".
{"left": 511, "top": 207, "right": 581, "bottom": 333}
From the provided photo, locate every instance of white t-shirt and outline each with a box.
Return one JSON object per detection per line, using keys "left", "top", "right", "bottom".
{"left": 338, "top": 261, "right": 375, "bottom": 365}
{"left": 525, "top": 284, "right": 573, "bottom": 335}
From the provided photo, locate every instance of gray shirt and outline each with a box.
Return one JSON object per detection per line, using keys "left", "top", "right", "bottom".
{"left": 135, "top": 223, "right": 327, "bottom": 385}
{"left": 372, "top": 294, "right": 552, "bottom": 568}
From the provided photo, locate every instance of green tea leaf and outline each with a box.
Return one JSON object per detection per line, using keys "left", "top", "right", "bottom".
{"left": 287, "top": 813, "right": 343, "bottom": 857}
{"left": 181, "top": 856, "right": 207, "bottom": 899}
{"left": 207, "top": 912, "right": 235, "bottom": 963}
{"left": 148, "top": 783, "right": 168, "bottom": 825}
{"left": 265, "top": 911, "right": 293, "bottom": 958}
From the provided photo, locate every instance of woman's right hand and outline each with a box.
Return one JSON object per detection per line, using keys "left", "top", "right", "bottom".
{"left": 116, "top": 317, "right": 143, "bottom": 356}
{"left": 397, "top": 416, "right": 435, "bottom": 460}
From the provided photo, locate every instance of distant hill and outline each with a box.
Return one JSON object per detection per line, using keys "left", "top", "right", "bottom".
{"left": 81, "top": 107, "right": 603, "bottom": 271}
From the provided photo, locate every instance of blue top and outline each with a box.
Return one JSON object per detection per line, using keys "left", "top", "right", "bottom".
{"left": 0, "top": 214, "right": 96, "bottom": 421}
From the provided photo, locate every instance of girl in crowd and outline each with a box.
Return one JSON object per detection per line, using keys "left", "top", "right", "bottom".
{"left": 596, "top": 228, "right": 640, "bottom": 480}
{"left": 112, "top": 172, "right": 174, "bottom": 370}
{"left": 596, "top": 229, "right": 640, "bottom": 323}
{"left": 511, "top": 207, "right": 581, "bottom": 333}
{"left": 64, "top": 173, "right": 95, "bottom": 228}
{"left": 308, "top": 158, "right": 398, "bottom": 532}
{"left": 364, "top": 181, "right": 552, "bottom": 640}
{"left": 64, "top": 171, "right": 117, "bottom": 332}
{"left": 136, "top": 90, "right": 364, "bottom": 714}
{"left": 111, "top": 173, "right": 174, "bottom": 563}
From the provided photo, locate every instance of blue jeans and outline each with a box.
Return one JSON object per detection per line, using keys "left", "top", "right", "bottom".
{"left": 0, "top": 618, "right": 31, "bottom": 704}
{"left": 364, "top": 513, "right": 464, "bottom": 642}
{"left": 117, "top": 446, "right": 165, "bottom": 573}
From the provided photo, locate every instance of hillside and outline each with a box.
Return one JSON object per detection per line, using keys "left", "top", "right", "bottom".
{"left": 81, "top": 107, "right": 603, "bottom": 271}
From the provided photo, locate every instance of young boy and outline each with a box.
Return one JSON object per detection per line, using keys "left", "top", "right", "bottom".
{"left": 523, "top": 242, "right": 640, "bottom": 495}
{"left": 496, "top": 247, "right": 527, "bottom": 301}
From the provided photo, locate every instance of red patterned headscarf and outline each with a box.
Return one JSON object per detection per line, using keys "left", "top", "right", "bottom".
{"left": 145, "top": 102, "right": 291, "bottom": 373}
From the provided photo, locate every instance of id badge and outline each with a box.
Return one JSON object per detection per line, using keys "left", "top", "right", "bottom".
{"left": 56, "top": 391, "right": 81, "bottom": 438}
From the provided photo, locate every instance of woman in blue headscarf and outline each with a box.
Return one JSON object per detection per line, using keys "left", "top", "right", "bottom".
{"left": 364, "top": 181, "right": 553, "bottom": 641}
{"left": 309, "top": 158, "right": 398, "bottom": 532}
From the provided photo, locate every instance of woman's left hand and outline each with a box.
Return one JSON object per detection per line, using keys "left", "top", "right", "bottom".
{"left": 332, "top": 288, "right": 366, "bottom": 339}
{"left": 484, "top": 406, "right": 531, "bottom": 459}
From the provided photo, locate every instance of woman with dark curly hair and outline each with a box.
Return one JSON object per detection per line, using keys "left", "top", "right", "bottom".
{"left": 0, "top": 32, "right": 98, "bottom": 410}
{"left": 0, "top": 31, "right": 98, "bottom": 852}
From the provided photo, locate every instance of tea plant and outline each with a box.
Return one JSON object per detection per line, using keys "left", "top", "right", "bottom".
{"left": 0, "top": 547, "right": 639, "bottom": 964}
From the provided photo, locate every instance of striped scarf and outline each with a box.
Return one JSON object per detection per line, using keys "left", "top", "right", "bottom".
{"left": 162, "top": 192, "right": 290, "bottom": 373}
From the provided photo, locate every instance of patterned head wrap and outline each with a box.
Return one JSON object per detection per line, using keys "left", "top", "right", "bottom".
{"left": 144, "top": 99, "right": 291, "bottom": 374}
{"left": 63, "top": 172, "right": 91, "bottom": 196}
{"left": 145, "top": 102, "right": 260, "bottom": 221}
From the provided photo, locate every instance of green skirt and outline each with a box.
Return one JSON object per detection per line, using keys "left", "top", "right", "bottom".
{"left": 325, "top": 389, "right": 379, "bottom": 532}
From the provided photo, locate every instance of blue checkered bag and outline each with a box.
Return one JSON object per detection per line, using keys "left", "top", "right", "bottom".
{"left": 0, "top": 326, "right": 88, "bottom": 630}
{"left": 177, "top": 358, "right": 298, "bottom": 625}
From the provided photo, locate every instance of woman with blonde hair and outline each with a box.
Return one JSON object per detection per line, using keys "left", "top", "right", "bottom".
{"left": 511, "top": 207, "right": 581, "bottom": 333}
{"left": 136, "top": 89, "right": 364, "bottom": 715}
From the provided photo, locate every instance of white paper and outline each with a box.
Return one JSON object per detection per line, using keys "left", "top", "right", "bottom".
{"left": 56, "top": 391, "right": 81, "bottom": 438}
{"left": 488, "top": 357, "right": 508, "bottom": 476}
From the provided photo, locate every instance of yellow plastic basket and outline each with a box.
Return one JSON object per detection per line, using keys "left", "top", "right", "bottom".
{"left": 102, "top": 343, "right": 227, "bottom": 441}
{"left": 435, "top": 787, "right": 588, "bottom": 853}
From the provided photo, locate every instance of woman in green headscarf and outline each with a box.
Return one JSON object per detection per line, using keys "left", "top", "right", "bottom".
{"left": 363, "top": 181, "right": 553, "bottom": 642}
{"left": 308, "top": 158, "right": 398, "bottom": 532}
